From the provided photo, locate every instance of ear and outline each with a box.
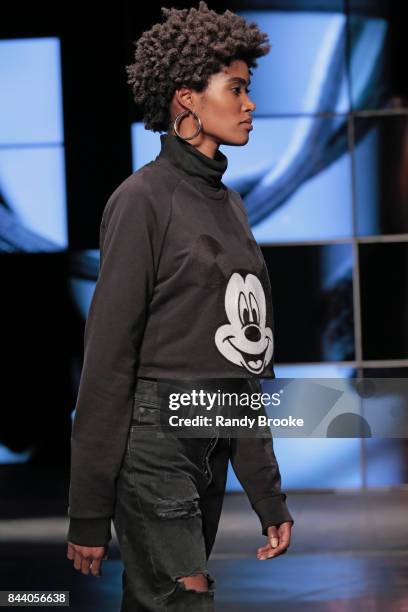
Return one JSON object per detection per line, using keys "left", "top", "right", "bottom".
{"left": 174, "top": 86, "right": 195, "bottom": 111}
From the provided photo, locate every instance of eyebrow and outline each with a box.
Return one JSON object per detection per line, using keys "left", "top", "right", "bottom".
{"left": 226, "top": 77, "right": 251, "bottom": 86}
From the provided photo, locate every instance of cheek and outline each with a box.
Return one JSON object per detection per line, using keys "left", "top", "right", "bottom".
{"left": 198, "top": 93, "right": 243, "bottom": 138}
{"left": 203, "top": 94, "right": 238, "bottom": 121}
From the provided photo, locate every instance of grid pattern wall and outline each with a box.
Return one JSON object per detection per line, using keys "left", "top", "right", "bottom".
{"left": 231, "top": 3, "right": 408, "bottom": 378}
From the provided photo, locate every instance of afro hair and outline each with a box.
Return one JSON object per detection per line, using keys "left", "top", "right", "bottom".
{"left": 125, "top": 1, "right": 271, "bottom": 133}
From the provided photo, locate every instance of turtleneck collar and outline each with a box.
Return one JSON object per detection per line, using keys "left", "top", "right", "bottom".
{"left": 157, "top": 132, "right": 228, "bottom": 200}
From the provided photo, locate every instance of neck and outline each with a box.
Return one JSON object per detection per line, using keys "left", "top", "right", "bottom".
{"left": 169, "top": 129, "right": 220, "bottom": 160}
{"left": 157, "top": 131, "right": 228, "bottom": 201}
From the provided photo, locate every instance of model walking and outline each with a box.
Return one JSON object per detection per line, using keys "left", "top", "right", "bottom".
{"left": 67, "top": 2, "right": 293, "bottom": 610}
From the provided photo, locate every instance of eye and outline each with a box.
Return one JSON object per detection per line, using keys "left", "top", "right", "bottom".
{"left": 232, "top": 87, "right": 251, "bottom": 96}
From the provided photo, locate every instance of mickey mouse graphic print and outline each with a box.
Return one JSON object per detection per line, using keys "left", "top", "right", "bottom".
{"left": 215, "top": 271, "right": 274, "bottom": 374}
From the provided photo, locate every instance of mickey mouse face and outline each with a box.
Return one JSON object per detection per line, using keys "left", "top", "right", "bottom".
{"left": 215, "top": 272, "right": 274, "bottom": 374}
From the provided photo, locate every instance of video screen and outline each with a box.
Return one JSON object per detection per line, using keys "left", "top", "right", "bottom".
{"left": 0, "top": 38, "right": 67, "bottom": 252}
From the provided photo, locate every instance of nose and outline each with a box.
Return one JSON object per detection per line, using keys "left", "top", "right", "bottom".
{"left": 244, "top": 325, "right": 261, "bottom": 342}
{"left": 246, "top": 95, "right": 256, "bottom": 112}
{"left": 244, "top": 92, "right": 256, "bottom": 112}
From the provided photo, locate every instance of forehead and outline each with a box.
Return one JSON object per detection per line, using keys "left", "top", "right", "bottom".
{"left": 221, "top": 59, "right": 250, "bottom": 81}
{"left": 207, "top": 59, "right": 250, "bottom": 86}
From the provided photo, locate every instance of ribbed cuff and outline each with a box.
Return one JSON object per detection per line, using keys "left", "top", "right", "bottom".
{"left": 67, "top": 517, "right": 112, "bottom": 547}
{"left": 252, "top": 494, "right": 294, "bottom": 536}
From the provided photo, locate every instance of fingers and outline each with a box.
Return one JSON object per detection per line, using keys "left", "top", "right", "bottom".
{"left": 276, "top": 531, "right": 290, "bottom": 550}
{"left": 81, "top": 556, "right": 91, "bottom": 575}
{"left": 90, "top": 557, "right": 102, "bottom": 577}
{"left": 256, "top": 524, "right": 292, "bottom": 560}
{"left": 66, "top": 542, "right": 75, "bottom": 561}
{"left": 66, "top": 543, "right": 106, "bottom": 577}
{"left": 74, "top": 549, "right": 85, "bottom": 571}
{"left": 267, "top": 526, "right": 279, "bottom": 550}
{"left": 257, "top": 540, "right": 288, "bottom": 560}
{"left": 257, "top": 543, "right": 270, "bottom": 554}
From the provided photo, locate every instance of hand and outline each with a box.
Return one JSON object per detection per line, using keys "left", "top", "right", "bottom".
{"left": 256, "top": 521, "right": 292, "bottom": 560}
{"left": 66, "top": 541, "right": 108, "bottom": 577}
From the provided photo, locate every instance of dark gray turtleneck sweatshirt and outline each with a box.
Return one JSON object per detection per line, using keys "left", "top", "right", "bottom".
{"left": 67, "top": 132, "right": 293, "bottom": 547}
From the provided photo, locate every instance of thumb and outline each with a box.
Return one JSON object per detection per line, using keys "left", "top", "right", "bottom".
{"left": 267, "top": 526, "right": 279, "bottom": 548}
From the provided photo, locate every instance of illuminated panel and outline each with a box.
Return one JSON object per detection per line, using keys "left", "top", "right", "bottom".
{"left": 238, "top": 10, "right": 349, "bottom": 115}
{"left": 0, "top": 38, "right": 67, "bottom": 251}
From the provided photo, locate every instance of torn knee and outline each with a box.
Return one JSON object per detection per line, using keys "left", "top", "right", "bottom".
{"left": 174, "top": 570, "right": 215, "bottom": 594}
{"left": 155, "top": 571, "right": 216, "bottom": 604}
{"left": 177, "top": 572, "right": 209, "bottom": 592}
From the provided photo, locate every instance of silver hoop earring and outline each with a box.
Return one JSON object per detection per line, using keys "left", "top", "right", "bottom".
{"left": 173, "top": 110, "right": 202, "bottom": 141}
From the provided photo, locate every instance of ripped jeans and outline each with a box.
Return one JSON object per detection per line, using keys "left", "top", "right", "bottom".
{"left": 113, "top": 377, "right": 239, "bottom": 611}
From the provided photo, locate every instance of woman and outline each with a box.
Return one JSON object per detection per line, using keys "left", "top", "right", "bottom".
{"left": 66, "top": 2, "right": 294, "bottom": 610}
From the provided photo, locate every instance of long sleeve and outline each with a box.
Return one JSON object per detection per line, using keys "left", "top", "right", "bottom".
{"left": 229, "top": 380, "right": 294, "bottom": 536}
{"left": 67, "top": 177, "right": 170, "bottom": 547}
{"left": 230, "top": 436, "right": 294, "bottom": 536}
{"left": 227, "top": 193, "right": 293, "bottom": 532}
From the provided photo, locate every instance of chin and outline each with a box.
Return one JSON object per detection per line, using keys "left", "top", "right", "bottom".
{"left": 239, "top": 132, "right": 250, "bottom": 145}
{"left": 224, "top": 132, "right": 250, "bottom": 147}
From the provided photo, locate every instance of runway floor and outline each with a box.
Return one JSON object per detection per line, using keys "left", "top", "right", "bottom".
{"left": 1, "top": 465, "right": 407, "bottom": 611}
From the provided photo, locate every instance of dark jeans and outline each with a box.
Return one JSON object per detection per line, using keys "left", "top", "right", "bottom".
{"left": 113, "top": 377, "right": 242, "bottom": 611}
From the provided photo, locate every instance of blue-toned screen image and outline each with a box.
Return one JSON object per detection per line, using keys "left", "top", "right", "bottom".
{"left": 348, "top": 13, "right": 389, "bottom": 111}
{"left": 237, "top": 10, "right": 350, "bottom": 115}
{"left": 354, "top": 114, "right": 408, "bottom": 237}
{"left": 223, "top": 116, "right": 353, "bottom": 242}
{"left": 131, "top": 123, "right": 160, "bottom": 171}
{"left": 0, "top": 446, "right": 32, "bottom": 464}
{"left": 235, "top": 8, "right": 387, "bottom": 114}
{"left": 0, "top": 38, "right": 67, "bottom": 252}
